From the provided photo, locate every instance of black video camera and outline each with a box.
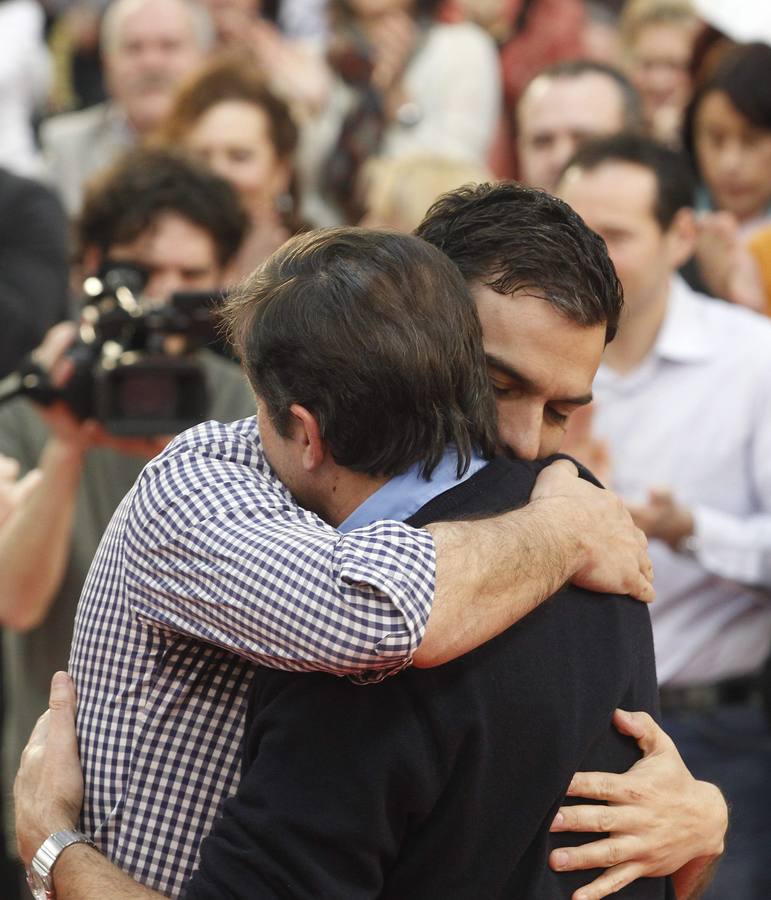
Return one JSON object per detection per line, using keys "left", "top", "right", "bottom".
{"left": 0, "top": 262, "right": 227, "bottom": 436}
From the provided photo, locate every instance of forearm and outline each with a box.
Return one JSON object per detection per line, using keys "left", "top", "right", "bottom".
{"left": 691, "top": 504, "right": 771, "bottom": 587}
{"left": 52, "top": 845, "right": 163, "bottom": 900}
{"left": 415, "top": 497, "right": 578, "bottom": 667}
{"left": 0, "top": 436, "right": 83, "bottom": 630}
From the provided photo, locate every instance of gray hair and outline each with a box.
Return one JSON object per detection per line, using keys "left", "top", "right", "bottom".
{"left": 100, "top": 0, "right": 214, "bottom": 56}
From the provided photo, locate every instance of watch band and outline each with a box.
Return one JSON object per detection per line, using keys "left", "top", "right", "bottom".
{"left": 27, "top": 829, "right": 97, "bottom": 900}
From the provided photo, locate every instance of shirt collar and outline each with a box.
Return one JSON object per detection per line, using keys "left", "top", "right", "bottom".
{"left": 654, "top": 275, "right": 716, "bottom": 364}
{"left": 338, "top": 447, "right": 488, "bottom": 533}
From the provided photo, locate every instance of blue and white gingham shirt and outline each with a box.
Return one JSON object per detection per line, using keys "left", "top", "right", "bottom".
{"left": 69, "top": 416, "right": 437, "bottom": 896}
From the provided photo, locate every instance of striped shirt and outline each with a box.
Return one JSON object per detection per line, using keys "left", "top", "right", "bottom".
{"left": 69, "top": 416, "right": 436, "bottom": 896}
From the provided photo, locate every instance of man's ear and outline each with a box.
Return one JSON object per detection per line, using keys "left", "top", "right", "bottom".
{"left": 288, "top": 404, "right": 326, "bottom": 472}
{"left": 665, "top": 207, "right": 697, "bottom": 270}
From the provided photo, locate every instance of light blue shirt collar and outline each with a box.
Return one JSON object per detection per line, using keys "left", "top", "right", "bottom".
{"left": 338, "top": 447, "right": 488, "bottom": 533}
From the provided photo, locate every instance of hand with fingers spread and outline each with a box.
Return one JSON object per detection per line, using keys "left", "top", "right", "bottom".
{"left": 531, "top": 459, "right": 655, "bottom": 603}
{"left": 549, "top": 709, "right": 727, "bottom": 900}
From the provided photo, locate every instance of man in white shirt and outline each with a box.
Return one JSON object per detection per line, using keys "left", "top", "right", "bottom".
{"left": 557, "top": 133, "right": 771, "bottom": 900}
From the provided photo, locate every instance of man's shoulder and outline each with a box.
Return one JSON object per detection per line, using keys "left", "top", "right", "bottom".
{"left": 161, "top": 416, "right": 260, "bottom": 461}
{"left": 126, "top": 417, "right": 289, "bottom": 531}
{"left": 684, "top": 286, "right": 771, "bottom": 353}
{"left": 39, "top": 103, "right": 117, "bottom": 149}
{"left": 0, "top": 167, "right": 54, "bottom": 208}
{"left": 142, "top": 417, "right": 263, "bottom": 485}
{"left": 406, "top": 454, "right": 597, "bottom": 528}
{"left": 198, "top": 350, "right": 256, "bottom": 421}
{"left": 406, "top": 457, "right": 536, "bottom": 527}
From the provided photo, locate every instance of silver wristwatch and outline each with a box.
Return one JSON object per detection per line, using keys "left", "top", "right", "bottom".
{"left": 26, "top": 829, "right": 97, "bottom": 899}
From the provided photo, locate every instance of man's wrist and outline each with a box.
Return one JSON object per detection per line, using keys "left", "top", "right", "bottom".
{"left": 45, "top": 436, "right": 87, "bottom": 467}
{"left": 668, "top": 507, "right": 695, "bottom": 552}
{"left": 27, "top": 829, "right": 97, "bottom": 899}
{"left": 693, "top": 780, "right": 728, "bottom": 859}
{"left": 22, "top": 816, "right": 79, "bottom": 868}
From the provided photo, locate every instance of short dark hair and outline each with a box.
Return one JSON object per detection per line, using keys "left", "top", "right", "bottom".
{"left": 77, "top": 148, "right": 248, "bottom": 267}
{"left": 564, "top": 133, "right": 696, "bottom": 229}
{"left": 221, "top": 228, "right": 498, "bottom": 478}
{"left": 415, "top": 182, "right": 624, "bottom": 343}
{"left": 522, "top": 59, "right": 644, "bottom": 133}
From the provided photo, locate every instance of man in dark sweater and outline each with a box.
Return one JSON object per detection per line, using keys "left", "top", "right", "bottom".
{"left": 184, "top": 455, "right": 669, "bottom": 900}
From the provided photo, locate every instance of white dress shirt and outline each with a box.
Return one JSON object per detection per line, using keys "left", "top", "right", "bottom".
{"left": 593, "top": 276, "right": 771, "bottom": 687}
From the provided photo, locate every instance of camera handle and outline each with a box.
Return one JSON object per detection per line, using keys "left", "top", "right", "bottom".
{"left": 0, "top": 357, "right": 58, "bottom": 409}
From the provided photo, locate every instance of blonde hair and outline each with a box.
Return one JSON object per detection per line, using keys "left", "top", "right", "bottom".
{"left": 362, "top": 155, "right": 494, "bottom": 234}
{"left": 619, "top": 0, "right": 697, "bottom": 48}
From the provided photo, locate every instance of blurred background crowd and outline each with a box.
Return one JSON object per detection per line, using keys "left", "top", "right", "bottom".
{"left": 1, "top": 0, "right": 771, "bottom": 896}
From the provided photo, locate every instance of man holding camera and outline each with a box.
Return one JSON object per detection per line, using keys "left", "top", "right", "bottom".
{"left": 0, "top": 149, "right": 257, "bottom": 859}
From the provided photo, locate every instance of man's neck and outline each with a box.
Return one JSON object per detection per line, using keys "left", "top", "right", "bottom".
{"left": 316, "top": 469, "right": 390, "bottom": 528}
{"left": 602, "top": 279, "right": 671, "bottom": 375}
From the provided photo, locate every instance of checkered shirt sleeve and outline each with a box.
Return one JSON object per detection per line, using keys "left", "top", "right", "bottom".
{"left": 123, "top": 417, "right": 435, "bottom": 674}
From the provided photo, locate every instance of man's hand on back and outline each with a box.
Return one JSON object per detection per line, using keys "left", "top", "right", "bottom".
{"left": 531, "top": 459, "right": 655, "bottom": 603}
{"left": 549, "top": 709, "right": 727, "bottom": 900}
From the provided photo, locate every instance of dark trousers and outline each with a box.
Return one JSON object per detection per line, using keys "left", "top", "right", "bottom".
{"left": 663, "top": 703, "right": 771, "bottom": 900}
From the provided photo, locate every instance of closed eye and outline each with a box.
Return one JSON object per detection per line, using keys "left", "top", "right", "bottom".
{"left": 546, "top": 407, "right": 569, "bottom": 425}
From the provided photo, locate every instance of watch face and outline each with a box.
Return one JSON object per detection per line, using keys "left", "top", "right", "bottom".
{"left": 26, "top": 868, "right": 47, "bottom": 900}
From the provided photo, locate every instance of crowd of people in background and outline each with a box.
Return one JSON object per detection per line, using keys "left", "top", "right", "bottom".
{"left": 0, "top": 0, "right": 770, "bottom": 898}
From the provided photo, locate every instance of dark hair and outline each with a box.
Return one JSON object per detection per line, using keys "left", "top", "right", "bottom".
{"left": 564, "top": 133, "right": 696, "bottom": 229}
{"left": 522, "top": 59, "right": 644, "bottom": 133}
{"left": 77, "top": 148, "right": 248, "bottom": 266}
{"left": 684, "top": 42, "right": 771, "bottom": 171}
{"left": 415, "top": 181, "right": 624, "bottom": 343}
{"left": 221, "top": 227, "right": 498, "bottom": 478}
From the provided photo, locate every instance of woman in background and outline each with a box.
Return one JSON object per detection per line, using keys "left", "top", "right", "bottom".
{"left": 685, "top": 42, "right": 771, "bottom": 314}
{"left": 155, "top": 53, "right": 299, "bottom": 282}
{"left": 299, "top": 0, "right": 501, "bottom": 225}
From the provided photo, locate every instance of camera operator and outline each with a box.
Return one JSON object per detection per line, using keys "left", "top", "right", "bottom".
{"left": 0, "top": 148, "right": 255, "bottom": 857}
